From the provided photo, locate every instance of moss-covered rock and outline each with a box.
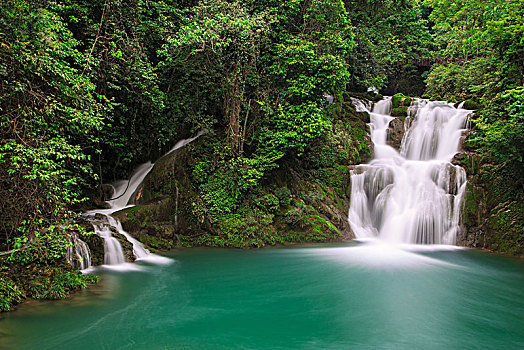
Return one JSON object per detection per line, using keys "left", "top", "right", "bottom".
{"left": 112, "top": 231, "right": 135, "bottom": 262}
{"left": 73, "top": 218, "right": 105, "bottom": 266}
{"left": 81, "top": 233, "right": 104, "bottom": 266}
{"left": 391, "top": 93, "right": 406, "bottom": 108}
{"left": 391, "top": 106, "right": 408, "bottom": 119}
{"left": 373, "top": 93, "right": 384, "bottom": 102}
{"left": 456, "top": 149, "right": 524, "bottom": 256}
{"left": 114, "top": 101, "right": 367, "bottom": 249}
{"left": 111, "top": 93, "right": 373, "bottom": 250}
{"left": 113, "top": 199, "right": 178, "bottom": 251}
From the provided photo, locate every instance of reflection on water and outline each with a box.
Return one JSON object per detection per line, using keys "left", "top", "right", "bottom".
{"left": 1, "top": 243, "right": 523, "bottom": 349}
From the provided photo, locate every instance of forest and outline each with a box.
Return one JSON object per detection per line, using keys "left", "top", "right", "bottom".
{"left": 1, "top": 0, "right": 523, "bottom": 312}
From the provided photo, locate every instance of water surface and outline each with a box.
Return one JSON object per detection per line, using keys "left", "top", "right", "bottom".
{"left": 1, "top": 242, "right": 523, "bottom": 349}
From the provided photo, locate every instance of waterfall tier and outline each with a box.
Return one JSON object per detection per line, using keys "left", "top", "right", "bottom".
{"left": 66, "top": 233, "right": 92, "bottom": 270}
{"left": 348, "top": 98, "right": 471, "bottom": 244}
{"left": 77, "top": 132, "right": 205, "bottom": 269}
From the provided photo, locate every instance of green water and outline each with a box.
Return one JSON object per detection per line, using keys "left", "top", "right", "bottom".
{"left": 1, "top": 242, "right": 524, "bottom": 349}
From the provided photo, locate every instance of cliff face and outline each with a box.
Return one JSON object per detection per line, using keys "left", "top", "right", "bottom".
{"left": 113, "top": 99, "right": 373, "bottom": 249}
{"left": 454, "top": 147, "right": 524, "bottom": 256}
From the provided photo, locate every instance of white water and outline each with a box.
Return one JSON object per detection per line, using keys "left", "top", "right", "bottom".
{"left": 348, "top": 98, "right": 471, "bottom": 245}
{"left": 91, "top": 220, "right": 126, "bottom": 265}
{"left": 77, "top": 133, "right": 205, "bottom": 270}
{"left": 66, "top": 233, "right": 92, "bottom": 270}
{"left": 108, "top": 162, "right": 154, "bottom": 210}
{"left": 83, "top": 161, "right": 158, "bottom": 267}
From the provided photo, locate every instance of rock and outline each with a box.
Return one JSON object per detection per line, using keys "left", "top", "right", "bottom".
{"left": 92, "top": 199, "right": 111, "bottom": 209}
{"left": 387, "top": 117, "right": 405, "bottom": 150}
{"left": 112, "top": 232, "right": 135, "bottom": 262}
{"left": 451, "top": 152, "right": 465, "bottom": 166}
{"left": 457, "top": 151, "right": 524, "bottom": 255}
{"left": 373, "top": 94, "right": 384, "bottom": 102}
{"left": 391, "top": 93, "right": 412, "bottom": 109}
{"left": 100, "top": 184, "right": 114, "bottom": 201}
{"left": 93, "top": 213, "right": 106, "bottom": 221}
{"left": 391, "top": 106, "right": 408, "bottom": 118}
{"left": 107, "top": 99, "right": 367, "bottom": 248}
{"left": 82, "top": 233, "right": 104, "bottom": 266}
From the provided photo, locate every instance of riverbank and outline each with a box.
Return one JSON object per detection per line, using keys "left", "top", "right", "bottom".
{"left": 0, "top": 242, "right": 98, "bottom": 313}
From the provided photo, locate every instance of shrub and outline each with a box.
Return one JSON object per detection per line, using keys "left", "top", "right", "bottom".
{"left": 391, "top": 106, "right": 408, "bottom": 117}
{"left": 254, "top": 194, "right": 280, "bottom": 214}
{"left": 0, "top": 277, "right": 23, "bottom": 312}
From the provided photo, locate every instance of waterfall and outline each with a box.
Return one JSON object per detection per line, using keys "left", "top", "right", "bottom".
{"left": 66, "top": 233, "right": 92, "bottom": 270}
{"left": 348, "top": 98, "right": 471, "bottom": 245}
{"left": 107, "top": 162, "right": 154, "bottom": 210}
{"left": 91, "top": 218, "right": 126, "bottom": 265}
{"left": 80, "top": 132, "right": 205, "bottom": 268}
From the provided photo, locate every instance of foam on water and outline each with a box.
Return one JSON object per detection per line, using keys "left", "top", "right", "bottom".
{"left": 308, "top": 241, "right": 461, "bottom": 269}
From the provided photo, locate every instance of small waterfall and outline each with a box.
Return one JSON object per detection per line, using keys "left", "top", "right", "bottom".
{"left": 348, "top": 98, "right": 471, "bottom": 245}
{"left": 91, "top": 218, "right": 126, "bottom": 265}
{"left": 108, "top": 162, "right": 154, "bottom": 210}
{"left": 66, "top": 233, "right": 92, "bottom": 270}
{"left": 106, "top": 214, "right": 150, "bottom": 259}
{"left": 83, "top": 132, "right": 205, "bottom": 267}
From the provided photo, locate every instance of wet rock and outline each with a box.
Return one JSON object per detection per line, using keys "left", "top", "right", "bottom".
{"left": 112, "top": 232, "right": 135, "bottom": 262}
{"left": 92, "top": 199, "right": 111, "bottom": 209}
{"left": 82, "top": 234, "right": 104, "bottom": 266}
{"left": 387, "top": 117, "right": 405, "bottom": 150}
{"left": 451, "top": 152, "right": 466, "bottom": 166}
{"left": 93, "top": 213, "right": 107, "bottom": 221}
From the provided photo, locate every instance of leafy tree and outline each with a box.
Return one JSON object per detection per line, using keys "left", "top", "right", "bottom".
{"left": 160, "top": 0, "right": 271, "bottom": 155}
{"left": 345, "top": 0, "right": 433, "bottom": 94}
{"left": 0, "top": 0, "right": 103, "bottom": 248}
{"left": 424, "top": 0, "right": 524, "bottom": 190}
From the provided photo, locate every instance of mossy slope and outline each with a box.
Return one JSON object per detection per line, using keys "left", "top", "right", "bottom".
{"left": 114, "top": 96, "right": 373, "bottom": 249}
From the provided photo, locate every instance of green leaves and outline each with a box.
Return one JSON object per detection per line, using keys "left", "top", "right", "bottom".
{"left": 473, "top": 87, "right": 524, "bottom": 166}
{"left": 425, "top": 0, "right": 524, "bottom": 191}
{"left": 0, "top": 0, "right": 103, "bottom": 247}
{"left": 0, "top": 277, "right": 23, "bottom": 312}
{"left": 345, "top": 0, "right": 431, "bottom": 93}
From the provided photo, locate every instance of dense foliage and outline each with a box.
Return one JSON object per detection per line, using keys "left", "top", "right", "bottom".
{"left": 423, "top": 0, "right": 523, "bottom": 255}
{"left": 345, "top": 0, "right": 433, "bottom": 95}
{"left": 0, "top": 0, "right": 104, "bottom": 249}
{"left": 424, "top": 0, "right": 524, "bottom": 184}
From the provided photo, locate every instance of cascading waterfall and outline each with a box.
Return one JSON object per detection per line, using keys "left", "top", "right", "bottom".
{"left": 82, "top": 161, "right": 155, "bottom": 266}
{"left": 348, "top": 98, "right": 471, "bottom": 245}
{"left": 76, "top": 132, "right": 205, "bottom": 269}
{"left": 107, "top": 162, "right": 154, "bottom": 211}
{"left": 91, "top": 217, "right": 126, "bottom": 265}
{"left": 66, "top": 233, "right": 92, "bottom": 270}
